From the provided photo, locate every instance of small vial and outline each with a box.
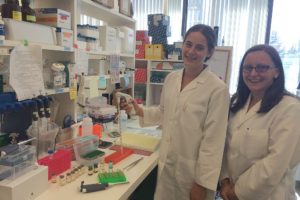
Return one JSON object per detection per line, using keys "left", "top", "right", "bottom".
{"left": 59, "top": 174, "right": 66, "bottom": 186}
{"left": 66, "top": 172, "right": 72, "bottom": 183}
{"left": 88, "top": 166, "right": 93, "bottom": 176}
{"left": 100, "top": 159, "right": 106, "bottom": 172}
{"left": 79, "top": 165, "right": 85, "bottom": 175}
{"left": 74, "top": 168, "right": 79, "bottom": 178}
{"left": 51, "top": 173, "right": 57, "bottom": 183}
{"left": 71, "top": 171, "right": 75, "bottom": 181}
{"left": 93, "top": 163, "right": 99, "bottom": 173}
{"left": 108, "top": 161, "right": 113, "bottom": 173}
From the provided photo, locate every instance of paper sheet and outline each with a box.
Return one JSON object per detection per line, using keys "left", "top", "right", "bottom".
{"left": 9, "top": 45, "right": 44, "bottom": 101}
{"left": 75, "top": 49, "right": 89, "bottom": 75}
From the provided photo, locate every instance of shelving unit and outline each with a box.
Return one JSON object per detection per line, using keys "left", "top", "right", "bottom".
{"left": 0, "top": 0, "right": 136, "bottom": 127}
{"left": 134, "top": 59, "right": 184, "bottom": 106}
{"left": 135, "top": 46, "right": 233, "bottom": 106}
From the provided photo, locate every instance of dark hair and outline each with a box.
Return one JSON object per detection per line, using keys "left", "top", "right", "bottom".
{"left": 231, "top": 44, "right": 288, "bottom": 113}
{"left": 183, "top": 24, "right": 216, "bottom": 62}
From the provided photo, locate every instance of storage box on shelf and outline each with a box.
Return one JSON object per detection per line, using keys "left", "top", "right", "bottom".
{"left": 75, "top": 0, "right": 136, "bottom": 117}
{"left": 1, "top": 0, "right": 136, "bottom": 127}
{"left": 134, "top": 46, "right": 233, "bottom": 106}
{"left": 134, "top": 59, "right": 184, "bottom": 106}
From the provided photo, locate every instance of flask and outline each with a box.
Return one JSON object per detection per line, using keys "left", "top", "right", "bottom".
{"left": 21, "top": 0, "right": 36, "bottom": 22}
{"left": 1, "top": 0, "right": 22, "bottom": 21}
{"left": 119, "top": 110, "right": 127, "bottom": 133}
{"left": 82, "top": 117, "right": 93, "bottom": 136}
{"left": 0, "top": 13, "right": 5, "bottom": 40}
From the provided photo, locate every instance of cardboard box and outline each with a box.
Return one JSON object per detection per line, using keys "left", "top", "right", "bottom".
{"left": 0, "top": 165, "right": 48, "bottom": 200}
{"left": 92, "top": 0, "right": 114, "bottom": 8}
{"left": 119, "top": 0, "right": 132, "bottom": 17}
{"left": 135, "top": 68, "right": 147, "bottom": 83}
{"left": 148, "top": 14, "right": 170, "bottom": 26}
{"left": 4, "top": 18, "right": 56, "bottom": 45}
{"left": 152, "top": 44, "right": 163, "bottom": 60}
{"left": 136, "top": 30, "right": 149, "bottom": 40}
{"left": 99, "top": 25, "right": 117, "bottom": 52}
{"left": 119, "top": 26, "right": 134, "bottom": 54}
{"left": 56, "top": 28, "right": 73, "bottom": 49}
{"left": 145, "top": 44, "right": 154, "bottom": 59}
{"left": 35, "top": 8, "right": 71, "bottom": 30}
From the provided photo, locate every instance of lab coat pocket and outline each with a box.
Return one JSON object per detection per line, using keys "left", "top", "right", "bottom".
{"left": 174, "top": 156, "right": 195, "bottom": 193}
{"left": 240, "top": 128, "right": 269, "bottom": 160}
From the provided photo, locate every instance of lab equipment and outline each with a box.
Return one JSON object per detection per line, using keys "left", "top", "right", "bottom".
{"left": 81, "top": 116, "right": 93, "bottom": 136}
{"left": 123, "top": 157, "right": 144, "bottom": 171}
{"left": 0, "top": 165, "right": 48, "bottom": 200}
{"left": 0, "top": 144, "right": 36, "bottom": 181}
{"left": 120, "top": 110, "right": 128, "bottom": 132}
{"left": 73, "top": 135, "right": 104, "bottom": 166}
{"left": 98, "top": 169, "right": 127, "bottom": 184}
{"left": 37, "top": 149, "right": 72, "bottom": 180}
{"left": 80, "top": 180, "right": 129, "bottom": 193}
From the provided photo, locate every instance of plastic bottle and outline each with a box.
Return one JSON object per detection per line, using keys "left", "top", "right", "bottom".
{"left": 21, "top": 0, "right": 36, "bottom": 23}
{"left": 1, "top": 0, "right": 22, "bottom": 21}
{"left": 119, "top": 110, "right": 128, "bottom": 133}
{"left": 0, "top": 13, "right": 5, "bottom": 40}
{"left": 82, "top": 117, "right": 93, "bottom": 136}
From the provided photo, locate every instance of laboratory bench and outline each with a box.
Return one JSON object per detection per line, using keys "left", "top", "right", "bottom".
{"left": 35, "top": 151, "right": 159, "bottom": 200}
{"left": 35, "top": 119, "right": 160, "bottom": 200}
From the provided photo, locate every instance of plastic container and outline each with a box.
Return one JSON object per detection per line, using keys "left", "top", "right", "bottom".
{"left": 37, "top": 149, "right": 72, "bottom": 180}
{"left": 82, "top": 117, "right": 93, "bottom": 136}
{"left": 0, "top": 144, "right": 36, "bottom": 180}
{"left": 21, "top": 0, "right": 36, "bottom": 22}
{"left": 120, "top": 110, "right": 127, "bottom": 133}
{"left": 28, "top": 122, "right": 59, "bottom": 159}
{"left": 1, "top": 0, "right": 22, "bottom": 21}
{"left": 73, "top": 135, "right": 103, "bottom": 166}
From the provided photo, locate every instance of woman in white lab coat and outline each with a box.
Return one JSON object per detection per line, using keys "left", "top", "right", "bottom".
{"left": 220, "top": 44, "right": 300, "bottom": 200}
{"left": 132, "top": 24, "right": 230, "bottom": 200}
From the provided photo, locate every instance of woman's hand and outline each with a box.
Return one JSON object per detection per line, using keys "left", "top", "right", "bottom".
{"left": 220, "top": 179, "right": 239, "bottom": 200}
{"left": 190, "top": 182, "right": 206, "bottom": 200}
{"left": 130, "top": 99, "right": 144, "bottom": 117}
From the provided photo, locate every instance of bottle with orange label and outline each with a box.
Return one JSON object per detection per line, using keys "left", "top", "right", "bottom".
{"left": 1, "top": 0, "right": 22, "bottom": 21}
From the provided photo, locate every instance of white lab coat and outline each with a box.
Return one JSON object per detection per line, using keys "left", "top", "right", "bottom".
{"left": 140, "top": 68, "right": 229, "bottom": 200}
{"left": 221, "top": 95, "right": 300, "bottom": 200}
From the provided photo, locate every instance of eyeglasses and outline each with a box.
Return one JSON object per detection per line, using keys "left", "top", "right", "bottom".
{"left": 242, "top": 64, "right": 274, "bottom": 73}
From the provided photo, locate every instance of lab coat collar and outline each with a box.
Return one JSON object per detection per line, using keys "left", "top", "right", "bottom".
{"left": 236, "top": 95, "right": 261, "bottom": 127}
{"left": 178, "top": 67, "right": 209, "bottom": 93}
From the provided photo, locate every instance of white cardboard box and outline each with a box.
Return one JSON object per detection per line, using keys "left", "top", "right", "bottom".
{"left": 56, "top": 28, "right": 73, "bottom": 49}
{"left": 99, "top": 25, "right": 117, "bottom": 52}
{"left": 4, "top": 18, "right": 57, "bottom": 45}
{"left": 0, "top": 165, "right": 48, "bottom": 200}
{"left": 35, "top": 8, "right": 71, "bottom": 30}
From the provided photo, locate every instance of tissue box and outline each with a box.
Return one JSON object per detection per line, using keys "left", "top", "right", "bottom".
{"left": 35, "top": 8, "right": 71, "bottom": 30}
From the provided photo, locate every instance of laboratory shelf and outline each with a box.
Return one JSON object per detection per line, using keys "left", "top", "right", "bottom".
{"left": 0, "top": 40, "right": 74, "bottom": 52}
{"left": 45, "top": 88, "right": 70, "bottom": 95}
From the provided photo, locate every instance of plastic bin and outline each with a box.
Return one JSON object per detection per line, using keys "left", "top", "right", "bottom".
{"left": 0, "top": 145, "right": 36, "bottom": 180}
{"left": 36, "top": 123, "right": 59, "bottom": 159}
{"left": 73, "top": 135, "right": 103, "bottom": 166}
{"left": 38, "top": 149, "right": 72, "bottom": 180}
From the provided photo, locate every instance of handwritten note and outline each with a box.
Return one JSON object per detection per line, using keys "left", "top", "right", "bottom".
{"left": 9, "top": 45, "right": 44, "bottom": 100}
